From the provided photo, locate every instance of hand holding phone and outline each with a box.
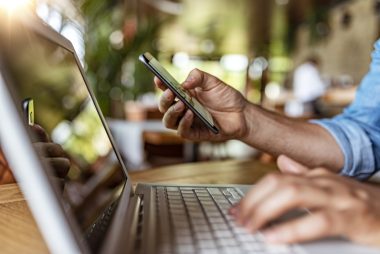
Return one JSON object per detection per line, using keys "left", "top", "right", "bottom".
{"left": 139, "top": 52, "right": 219, "bottom": 134}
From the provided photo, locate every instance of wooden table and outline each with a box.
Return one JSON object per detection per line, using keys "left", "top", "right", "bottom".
{"left": 0, "top": 159, "right": 277, "bottom": 253}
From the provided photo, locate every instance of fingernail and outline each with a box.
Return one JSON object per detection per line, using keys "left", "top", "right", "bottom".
{"left": 186, "top": 111, "right": 192, "bottom": 119}
{"left": 175, "top": 102, "right": 185, "bottom": 112}
{"left": 164, "top": 89, "right": 172, "bottom": 99}
{"left": 186, "top": 76, "right": 194, "bottom": 82}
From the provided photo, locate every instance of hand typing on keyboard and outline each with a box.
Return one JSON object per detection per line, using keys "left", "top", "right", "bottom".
{"left": 230, "top": 155, "right": 380, "bottom": 247}
{"left": 156, "top": 186, "right": 293, "bottom": 253}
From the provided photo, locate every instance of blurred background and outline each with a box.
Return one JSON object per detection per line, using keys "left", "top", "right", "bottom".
{"left": 3, "top": 0, "right": 380, "bottom": 171}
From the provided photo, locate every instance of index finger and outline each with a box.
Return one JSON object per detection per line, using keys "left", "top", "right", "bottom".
{"left": 154, "top": 77, "right": 167, "bottom": 91}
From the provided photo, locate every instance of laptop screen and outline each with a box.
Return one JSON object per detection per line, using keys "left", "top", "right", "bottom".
{"left": 0, "top": 21, "right": 127, "bottom": 251}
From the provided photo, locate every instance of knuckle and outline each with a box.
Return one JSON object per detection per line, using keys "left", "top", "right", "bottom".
{"left": 354, "top": 189, "right": 370, "bottom": 202}
{"left": 350, "top": 196, "right": 370, "bottom": 214}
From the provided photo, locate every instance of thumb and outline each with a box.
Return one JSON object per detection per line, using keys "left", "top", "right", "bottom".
{"left": 182, "top": 69, "right": 223, "bottom": 91}
{"left": 277, "top": 155, "right": 310, "bottom": 175}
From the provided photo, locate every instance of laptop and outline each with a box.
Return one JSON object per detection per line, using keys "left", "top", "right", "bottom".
{"left": 0, "top": 14, "right": 378, "bottom": 254}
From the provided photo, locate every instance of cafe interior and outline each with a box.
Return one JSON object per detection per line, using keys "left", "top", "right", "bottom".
{"left": 0, "top": 0, "right": 378, "bottom": 177}
{"left": 0, "top": 0, "right": 377, "bottom": 172}
{"left": 0, "top": 0, "right": 379, "bottom": 252}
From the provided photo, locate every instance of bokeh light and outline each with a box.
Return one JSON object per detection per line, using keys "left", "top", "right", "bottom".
{"left": 0, "top": 0, "right": 31, "bottom": 13}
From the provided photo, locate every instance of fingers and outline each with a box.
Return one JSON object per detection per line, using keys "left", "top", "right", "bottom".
{"left": 43, "top": 158, "right": 70, "bottom": 178}
{"left": 177, "top": 109, "right": 194, "bottom": 138}
{"left": 277, "top": 155, "right": 310, "bottom": 175}
{"left": 154, "top": 77, "right": 167, "bottom": 91}
{"left": 30, "top": 124, "right": 50, "bottom": 142}
{"left": 243, "top": 182, "right": 329, "bottom": 232}
{"left": 159, "top": 89, "right": 176, "bottom": 113}
{"left": 263, "top": 211, "right": 339, "bottom": 244}
{"left": 306, "top": 167, "right": 333, "bottom": 178}
{"left": 182, "top": 69, "right": 223, "bottom": 91}
{"left": 237, "top": 174, "right": 285, "bottom": 224}
{"left": 34, "top": 142, "right": 71, "bottom": 178}
{"left": 162, "top": 101, "right": 186, "bottom": 129}
{"left": 34, "top": 142, "right": 67, "bottom": 158}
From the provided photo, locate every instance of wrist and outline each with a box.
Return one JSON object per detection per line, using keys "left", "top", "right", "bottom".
{"left": 239, "top": 101, "right": 259, "bottom": 143}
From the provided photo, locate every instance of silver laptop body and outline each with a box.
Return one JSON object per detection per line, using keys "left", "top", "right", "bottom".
{"left": 0, "top": 14, "right": 378, "bottom": 254}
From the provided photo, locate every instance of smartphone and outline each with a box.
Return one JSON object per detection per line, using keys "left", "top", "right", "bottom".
{"left": 22, "top": 98, "right": 34, "bottom": 126}
{"left": 139, "top": 52, "right": 219, "bottom": 134}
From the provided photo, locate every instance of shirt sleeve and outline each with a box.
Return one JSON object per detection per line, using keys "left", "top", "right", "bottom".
{"left": 311, "top": 118, "right": 376, "bottom": 180}
{"left": 311, "top": 39, "right": 380, "bottom": 180}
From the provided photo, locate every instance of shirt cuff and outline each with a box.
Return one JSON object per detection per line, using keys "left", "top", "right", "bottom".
{"left": 311, "top": 117, "right": 375, "bottom": 180}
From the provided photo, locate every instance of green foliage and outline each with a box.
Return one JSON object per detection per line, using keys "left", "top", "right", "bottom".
{"left": 80, "top": 0, "right": 161, "bottom": 117}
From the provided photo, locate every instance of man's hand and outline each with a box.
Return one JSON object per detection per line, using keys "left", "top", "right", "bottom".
{"left": 155, "top": 68, "right": 249, "bottom": 142}
{"left": 31, "top": 125, "right": 70, "bottom": 179}
{"left": 231, "top": 156, "right": 380, "bottom": 246}
{"left": 34, "top": 142, "right": 70, "bottom": 178}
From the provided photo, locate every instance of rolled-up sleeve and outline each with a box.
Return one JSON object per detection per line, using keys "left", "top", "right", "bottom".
{"left": 311, "top": 117, "right": 376, "bottom": 180}
{"left": 311, "top": 39, "right": 380, "bottom": 180}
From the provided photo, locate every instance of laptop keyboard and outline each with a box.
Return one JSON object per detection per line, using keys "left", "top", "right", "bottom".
{"left": 155, "top": 186, "right": 296, "bottom": 254}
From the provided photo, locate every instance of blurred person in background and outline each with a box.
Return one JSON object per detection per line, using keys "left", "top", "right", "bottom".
{"left": 292, "top": 56, "right": 326, "bottom": 117}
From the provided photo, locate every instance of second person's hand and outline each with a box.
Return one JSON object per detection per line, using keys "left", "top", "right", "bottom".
{"left": 155, "top": 68, "right": 249, "bottom": 142}
{"left": 230, "top": 156, "right": 380, "bottom": 246}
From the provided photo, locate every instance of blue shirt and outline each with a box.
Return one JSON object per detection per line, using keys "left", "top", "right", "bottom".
{"left": 313, "top": 39, "right": 380, "bottom": 180}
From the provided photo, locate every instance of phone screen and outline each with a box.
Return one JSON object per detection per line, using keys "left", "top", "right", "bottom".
{"left": 140, "top": 53, "right": 218, "bottom": 133}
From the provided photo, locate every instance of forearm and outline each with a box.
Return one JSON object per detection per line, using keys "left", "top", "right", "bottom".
{"left": 240, "top": 103, "right": 344, "bottom": 172}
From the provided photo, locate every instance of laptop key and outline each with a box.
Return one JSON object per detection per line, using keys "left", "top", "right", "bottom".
{"left": 266, "top": 244, "right": 292, "bottom": 254}
{"left": 195, "top": 231, "right": 213, "bottom": 240}
{"left": 197, "top": 239, "right": 217, "bottom": 249}
{"left": 199, "top": 250, "right": 219, "bottom": 254}
{"left": 221, "top": 246, "right": 243, "bottom": 254}
{"left": 217, "top": 238, "right": 238, "bottom": 247}
{"left": 207, "top": 188, "right": 222, "bottom": 195}
{"left": 176, "top": 244, "right": 195, "bottom": 253}
{"left": 192, "top": 224, "right": 211, "bottom": 232}
{"left": 214, "top": 230, "right": 233, "bottom": 239}
{"left": 211, "top": 223, "right": 229, "bottom": 231}
{"left": 166, "top": 187, "right": 179, "bottom": 192}
{"left": 175, "top": 235, "right": 193, "bottom": 244}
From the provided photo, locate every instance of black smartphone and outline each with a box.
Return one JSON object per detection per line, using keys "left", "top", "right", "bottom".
{"left": 22, "top": 98, "right": 34, "bottom": 126}
{"left": 139, "top": 52, "right": 219, "bottom": 134}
